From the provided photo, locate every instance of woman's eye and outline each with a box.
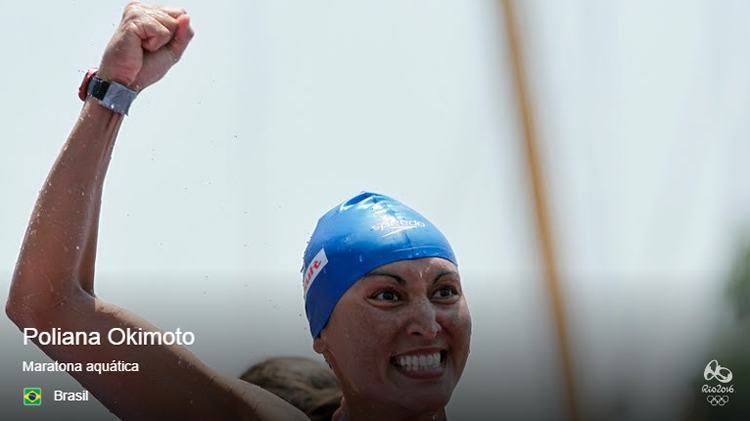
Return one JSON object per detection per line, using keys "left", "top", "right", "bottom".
{"left": 371, "top": 290, "right": 400, "bottom": 301}
{"left": 432, "top": 287, "right": 459, "bottom": 300}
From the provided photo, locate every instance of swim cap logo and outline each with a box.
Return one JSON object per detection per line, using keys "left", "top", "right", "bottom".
{"left": 371, "top": 218, "right": 426, "bottom": 237}
{"left": 303, "top": 248, "right": 328, "bottom": 297}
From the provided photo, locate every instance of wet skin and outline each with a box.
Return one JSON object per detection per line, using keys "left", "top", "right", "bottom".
{"left": 314, "top": 257, "right": 472, "bottom": 420}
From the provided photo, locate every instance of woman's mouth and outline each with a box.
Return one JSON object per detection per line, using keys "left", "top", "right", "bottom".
{"left": 390, "top": 350, "right": 448, "bottom": 379}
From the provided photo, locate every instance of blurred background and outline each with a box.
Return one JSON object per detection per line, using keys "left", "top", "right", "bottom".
{"left": 1, "top": 0, "right": 748, "bottom": 419}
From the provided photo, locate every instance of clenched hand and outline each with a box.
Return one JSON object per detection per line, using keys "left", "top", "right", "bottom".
{"left": 98, "top": 1, "right": 194, "bottom": 91}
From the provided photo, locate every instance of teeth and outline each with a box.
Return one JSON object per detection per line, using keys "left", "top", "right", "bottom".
{"left": 394, "top": 352, "right": 442, "bottom": 371}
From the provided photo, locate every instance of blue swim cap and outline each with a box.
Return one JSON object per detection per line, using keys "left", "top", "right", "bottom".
{"left": 302, "top": 192, "right": 457, "bottom": 338}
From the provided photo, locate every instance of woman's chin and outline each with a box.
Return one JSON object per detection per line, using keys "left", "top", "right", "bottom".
{"left": 385, "top": 360, "right": 455, "bottom": 412}
{"left": 385, "top": 383, "right": 453, "bottom": 414}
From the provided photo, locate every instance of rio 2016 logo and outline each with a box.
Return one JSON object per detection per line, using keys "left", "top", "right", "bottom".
{"left": 701, "top": 360, "right": 735, "bottom": 407}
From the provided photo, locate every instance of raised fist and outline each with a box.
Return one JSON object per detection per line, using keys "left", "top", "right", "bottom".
{"left": 98, "top": 1, "right": 194, "bottom": 91}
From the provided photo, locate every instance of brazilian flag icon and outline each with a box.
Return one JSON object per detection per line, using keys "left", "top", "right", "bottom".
{"left": 23, "top": 387, "right": 42, "bottom": 406}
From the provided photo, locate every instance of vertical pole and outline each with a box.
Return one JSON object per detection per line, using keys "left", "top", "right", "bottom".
{"left": 499, "top": 1, "right": 580, "bottom": 420}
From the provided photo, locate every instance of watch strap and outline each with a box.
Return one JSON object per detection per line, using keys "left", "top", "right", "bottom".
{"left": 78, "top": 68, "right": 99, "bottom": 101}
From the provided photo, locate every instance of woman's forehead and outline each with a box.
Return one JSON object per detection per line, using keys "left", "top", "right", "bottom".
{"left": 365, "top": 257, "right": 459, "bottom": 280}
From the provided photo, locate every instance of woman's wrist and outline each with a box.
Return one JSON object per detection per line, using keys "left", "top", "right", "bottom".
{"left": 95, "top": 68, "right": 137, "bottom": 90}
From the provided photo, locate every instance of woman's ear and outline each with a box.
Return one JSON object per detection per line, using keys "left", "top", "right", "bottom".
{"left": 313, "top": 336, "right": 327, "bottom": 354}
{"left": 313, "top": 337, "right": 335, "bottom": 370}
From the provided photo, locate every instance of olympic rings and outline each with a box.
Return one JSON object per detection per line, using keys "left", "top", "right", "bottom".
{"left": 706, "top": 395, "right": 729, "bottom": 406}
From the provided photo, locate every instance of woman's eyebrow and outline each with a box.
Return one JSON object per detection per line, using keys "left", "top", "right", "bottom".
{"left": 434, "top": 270, "right": 460, "bottom": 284}
{"left": 363, "top": 271, "right": 406, "bottom": 285}
{"left": 363, "top": 270, "right": 460, "bottom": 285}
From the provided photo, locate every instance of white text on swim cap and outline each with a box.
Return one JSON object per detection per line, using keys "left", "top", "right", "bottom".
{"left": 371, "top": 219, "right": 426, "bottom": 237}
{"left": 303, "top": 248, "right": 328, "bottom": 298}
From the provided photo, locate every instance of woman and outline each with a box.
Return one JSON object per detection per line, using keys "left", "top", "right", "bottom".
{"left": 5, "top": 2, "right": 471, "bottom": 420}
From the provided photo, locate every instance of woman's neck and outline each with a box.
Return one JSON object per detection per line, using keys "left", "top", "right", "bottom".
{"left": 333, "top": 398, "right": 447, "bottom": 421}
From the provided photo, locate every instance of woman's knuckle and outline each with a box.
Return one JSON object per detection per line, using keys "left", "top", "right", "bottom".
{"left": 125, "top": 1, "right": 140, "bottom": 12}
{"left": 122, "top": 3, "right": 142, "bottom": 21}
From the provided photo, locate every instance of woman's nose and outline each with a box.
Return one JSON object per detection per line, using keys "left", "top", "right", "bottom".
{"left": 406, "top": 299, "right": 441, "bottom": 339}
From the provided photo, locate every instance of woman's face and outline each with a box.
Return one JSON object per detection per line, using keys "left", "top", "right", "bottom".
{"left": 313, "top": 257, "right": 471, "bottom": 413}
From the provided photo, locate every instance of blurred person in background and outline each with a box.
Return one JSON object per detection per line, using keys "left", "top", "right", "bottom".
{"left": 241, "top": 357, "right": 342, "bottom": 421}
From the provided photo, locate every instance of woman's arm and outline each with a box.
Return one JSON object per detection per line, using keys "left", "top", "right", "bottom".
{"left": 5, "top": 3, "right": 306, "bottom": 420}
